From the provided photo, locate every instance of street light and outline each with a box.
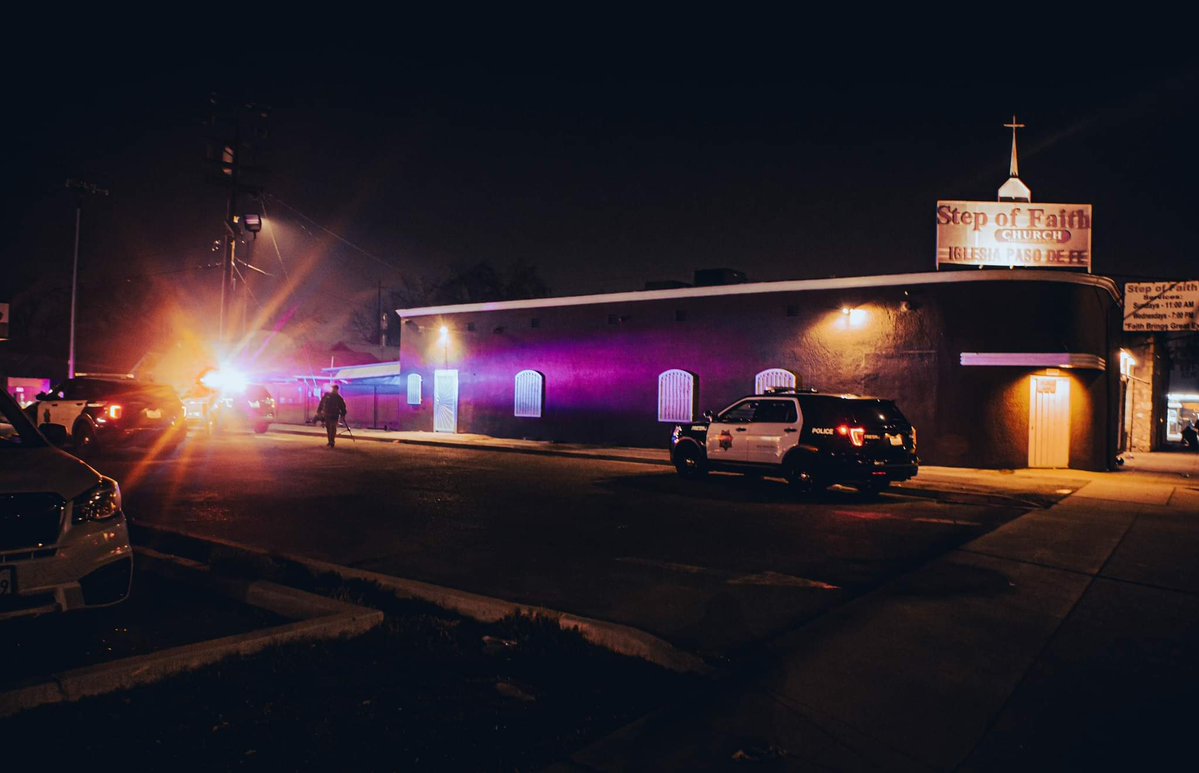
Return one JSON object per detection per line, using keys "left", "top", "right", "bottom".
{"left": 65, "top": 178, "right": 109, "bottom": 379}
{"left": 242, "top": 213, "right": 262, "bottom": 233}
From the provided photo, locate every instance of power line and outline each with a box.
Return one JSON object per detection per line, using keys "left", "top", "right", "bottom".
{"left": 260, "top": 196, "right": 291, "bottom": 281}
{"left": 263, "top": 193, "right": 404, "bottom": 272}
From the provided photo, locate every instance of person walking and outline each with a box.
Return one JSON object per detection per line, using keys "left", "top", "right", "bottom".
{"left": 316, "top": 384, "right": 347, "bottom": 448}
{"left": 1183, "top": 419, "right": 1199, "bottom": 453}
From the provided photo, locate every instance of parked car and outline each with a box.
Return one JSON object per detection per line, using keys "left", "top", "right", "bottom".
{"left": 670, "top": 388, "right": 919, "bottom": 495}
{"left": 26, "top": 375, "right": 186, "bottom": 457}
{"left": 184, "top": 382, "right": 275, "bottom": 434}
{"left": 0, "top": 389, "right": 133, "bottom": 620}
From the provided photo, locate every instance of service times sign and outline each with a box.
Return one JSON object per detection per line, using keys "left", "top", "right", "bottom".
{"left": 936, "top": 201, "right": 1093, "bottom": 271}
{"left": 1124, "top": 281, "right": 1199, "bottom": 331}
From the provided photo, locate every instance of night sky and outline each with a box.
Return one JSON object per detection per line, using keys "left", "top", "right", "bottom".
{"left": 3, "top": 33, "right": 1196, "bottom": 368}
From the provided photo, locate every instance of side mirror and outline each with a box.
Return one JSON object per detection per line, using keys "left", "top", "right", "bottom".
{"left": 35, "top": 392, "right": 48, "bottom": 400}
{"left": 702, "top": 410, "right": 715, "bottom": 421}
{"left": 40, "top": 424, "right": 68, "bottom": 447}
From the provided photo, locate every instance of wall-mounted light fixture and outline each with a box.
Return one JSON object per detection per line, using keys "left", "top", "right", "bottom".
{"left": 899, "top": 290, "right": 921, "bottom": 312}
{"left": 1119, "top": 350, "right": 1137, "bottom": 378}
{"left": 838, "top": 305, "right": 869, "bottom": 328}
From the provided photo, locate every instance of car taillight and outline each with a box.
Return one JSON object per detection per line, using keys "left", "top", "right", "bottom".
{"left": 107, "top": 404, "right": 123, "bottom": 420}
{"left": 837, "top": 425, "right": 866, "bottom": 447}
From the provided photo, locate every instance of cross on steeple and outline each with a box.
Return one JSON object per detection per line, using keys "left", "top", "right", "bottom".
{"left": 998, "top": 114, "right": 1031, "bottom": 202}
{"left": 1004, "top": 115, "right": 1025, "bottom": 177}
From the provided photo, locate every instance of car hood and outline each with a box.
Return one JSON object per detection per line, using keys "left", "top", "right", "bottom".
{"left": 0, "top": 446, "right": 103, "bottom": 500}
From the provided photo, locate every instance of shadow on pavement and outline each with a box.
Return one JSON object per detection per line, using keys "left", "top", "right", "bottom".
{"left": 595, "top": 471, "right": 1062, "bottom": 511}
{"left": 594, "top": 471, "right": 896, "bottom": 505}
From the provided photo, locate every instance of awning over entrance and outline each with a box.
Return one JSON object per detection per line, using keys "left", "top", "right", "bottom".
{"left": 960, "top": 353, "right": 1106, "bottom": 370}
{"left": 322, "top": 361, "right": 403, "bottom": 381}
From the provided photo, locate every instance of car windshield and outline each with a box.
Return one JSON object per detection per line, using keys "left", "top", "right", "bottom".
{"left": 799, "top": 396, "right": 910, "bottom": 426}
{"left": 860, "top": 400, "right": 908, "bottom": 425}
{"left": 134, "top": 384, "right": 182, "bottom": 403}
{"left": 0, "top": 390, "right": 49, "bottom": 450}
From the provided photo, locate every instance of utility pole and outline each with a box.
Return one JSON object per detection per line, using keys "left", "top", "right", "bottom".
{"left": 206, "top": 95, "right": 270, "bottom": 347}
{"left": 377, "top": 279, "right": 386, "bottom": 357}
{"left": 220, "top": 123, "right": 240, "bottom": 345}
{"left": 64, "top": 178, "right": 109, "bottom": 379}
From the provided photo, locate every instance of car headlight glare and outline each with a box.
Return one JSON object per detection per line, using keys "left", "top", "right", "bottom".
{"left": 72, "top": 477, "right": 123, "bottom": 523}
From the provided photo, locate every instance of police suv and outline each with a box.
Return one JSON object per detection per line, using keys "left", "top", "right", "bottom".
{"left": 27, "top": 375, "right": 186, "bottom": 456}
{"left": 670, "top": 388, "right": 919, "bottom": 494}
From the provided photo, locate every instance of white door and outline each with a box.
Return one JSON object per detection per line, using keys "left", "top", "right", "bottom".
{"left": 433, "top": 369, "right": 458, "bottom": 433}
{"left": 1029, "top": 376, "right": 1070, "bottom": 468}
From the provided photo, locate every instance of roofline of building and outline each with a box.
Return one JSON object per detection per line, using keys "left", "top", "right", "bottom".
{"left": 397, "top": 270, "right": 1120, "bottom": 318}
{"left": 321, "top": 361, "right": 403, "bottom": 380}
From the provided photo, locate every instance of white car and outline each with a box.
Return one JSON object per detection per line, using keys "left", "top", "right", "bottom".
{"left": 1, "top": 389, "right": 133, "bottom": 620}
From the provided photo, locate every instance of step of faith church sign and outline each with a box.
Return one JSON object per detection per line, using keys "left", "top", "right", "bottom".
{"left": 935, "top": 117, "right": 1092, "bottom": 272}
{"left": 935, "top": 201, "right": 1093, "bottom": 271}
{"left": 1124, "top": 281, "right": 1199, "bottom": 332}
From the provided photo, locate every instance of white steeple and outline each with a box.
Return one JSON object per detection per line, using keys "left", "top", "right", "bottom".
{"left": 998, "top": 115, "right": 1031, "bottom": 202}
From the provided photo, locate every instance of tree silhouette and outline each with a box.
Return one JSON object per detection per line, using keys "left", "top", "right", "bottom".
{"left": 349, "top": 261, "right": 549, "bottom": 346}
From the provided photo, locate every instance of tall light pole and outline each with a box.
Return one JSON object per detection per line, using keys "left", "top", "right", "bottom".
{"left": 65, "top": 178, "right": 109, "bottom": 379}
{"left": 207, "top": 95, "right": 270, "bottom": 346}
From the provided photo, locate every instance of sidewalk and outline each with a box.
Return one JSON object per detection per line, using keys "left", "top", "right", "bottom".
{"left": 559, "top": 456, "right": 1199, "bottom": 771}
{"left": 274, "top": 423, "right": 1199, "bottom": 769}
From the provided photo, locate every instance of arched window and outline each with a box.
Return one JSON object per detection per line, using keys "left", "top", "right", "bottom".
{"left": 514, "top": 370, "right": 544, "bottom": 417}
{"left": 658, "top": 369, "right": 696, "bottom": 422}
{"left": 406, "top": 373, "right": 422, "bottom": 405}
{"left": 755, "top": 368, "right": 796, "bottom": 394}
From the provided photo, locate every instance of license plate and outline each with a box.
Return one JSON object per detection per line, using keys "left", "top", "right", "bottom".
{"left": 0, "top": 565, "right": 14, "bottom": 595}
{"left": 888, "top": 434, "right": 904, "bottom": 446}
{"left": 144, "top": 409, "right": 162, "bottom": 420}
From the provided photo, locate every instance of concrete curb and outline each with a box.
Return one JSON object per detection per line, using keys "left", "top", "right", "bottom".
{"left": 0, "top": 549, "right": 383, "bottom": 719}
{"left": 133, "top": 523, "right": 711, "bottom": 675}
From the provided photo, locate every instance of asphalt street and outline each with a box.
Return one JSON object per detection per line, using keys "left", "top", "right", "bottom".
{"left": 90, "top": 429, "right": 1071, "bottom": 656}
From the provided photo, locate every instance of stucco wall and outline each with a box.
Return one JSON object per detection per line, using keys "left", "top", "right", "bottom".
{"left": 397, "top": 274, "right": 1118, "bottom": 470}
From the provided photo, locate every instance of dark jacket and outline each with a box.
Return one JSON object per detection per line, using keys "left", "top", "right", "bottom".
{"left": 317, "top": 392, "right": 347, "bottom": 422}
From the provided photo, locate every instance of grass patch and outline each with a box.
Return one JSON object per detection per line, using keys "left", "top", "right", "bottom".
{"left": 6, "top": 563, "right": 696, "bottom": 769}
